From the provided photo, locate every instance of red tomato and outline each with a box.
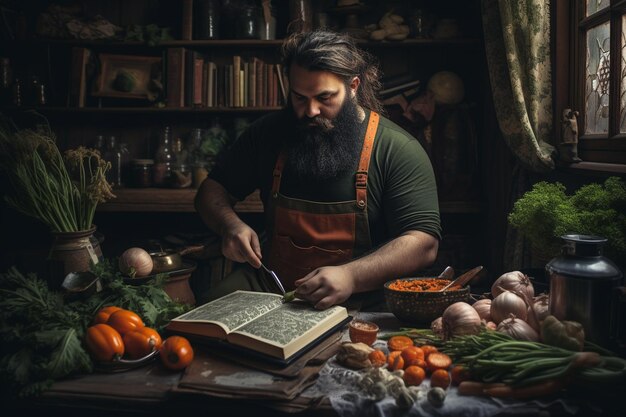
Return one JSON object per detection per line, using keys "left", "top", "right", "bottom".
{"left": 160, "top": 336, "right": 194, "bottom": 370}
{"left": 123, "top": 327, "right": 163, "bottom": 359}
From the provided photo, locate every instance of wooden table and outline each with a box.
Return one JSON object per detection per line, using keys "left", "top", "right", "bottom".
{"left": 5, "top": 313, "right": 622, "bottom": 417}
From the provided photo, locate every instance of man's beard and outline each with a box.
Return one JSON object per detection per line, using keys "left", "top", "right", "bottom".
{"left": 284, "top": 96, "right": 363, "bottom": 182}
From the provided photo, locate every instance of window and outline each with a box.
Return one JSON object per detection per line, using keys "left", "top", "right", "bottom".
{"left": 556, "top": 0, "right": 626, "bottom": 166}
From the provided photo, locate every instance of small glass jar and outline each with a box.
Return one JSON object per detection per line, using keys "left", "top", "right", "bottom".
{"left": 236, "top": 4, "right": 259, "bottom": 39}
{"left": 171, "top": 163, "right": 192, "bottom": 188}
{"left": 131, "top": 159, "right": 154, "bottom": 188}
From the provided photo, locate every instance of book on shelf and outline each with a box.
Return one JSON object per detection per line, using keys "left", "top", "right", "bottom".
{"left": 68, "top": 47, "right": 91, "bottom": 107}
{"left": 165, "top": 290, "right": 351, "bottom": 365}
{"left": 166, "top": 47, "right": 185, "bottom": 107}
{"left": 181, "top": 0, "right": 193, "bottom": 40}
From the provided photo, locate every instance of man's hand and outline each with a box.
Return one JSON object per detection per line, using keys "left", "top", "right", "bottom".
{"left": 221, "top": 222, "right": 262, "bottom": 268}
{"left": 293, "top": 266, "right": 356, "bottom": 310}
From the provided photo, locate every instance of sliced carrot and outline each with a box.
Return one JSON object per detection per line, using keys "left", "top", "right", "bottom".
{"left": 425, "top": 352, "right": 452, "bottom": 372}
{"left": 387, "top": 350, "right": 405, "bottom": 370}
{"left": 387, "top": 335, "right": 413, "bottom": 351}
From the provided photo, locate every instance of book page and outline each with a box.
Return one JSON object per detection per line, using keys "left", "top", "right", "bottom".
{"left": 232, "top": 302, "right": 344, "bottom": 347}
{"left": 172, "top": 291, "right": 283, "bottom": 333}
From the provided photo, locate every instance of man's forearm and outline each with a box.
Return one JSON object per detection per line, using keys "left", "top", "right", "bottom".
{"left": 194, "top": 178, "right": 243, "bottom": 236}
{"left": 344, "top": 231, "right": 439, "bottom": 293}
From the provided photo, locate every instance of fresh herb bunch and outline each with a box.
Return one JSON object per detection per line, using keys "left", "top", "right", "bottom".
{"left": 0, "top": 260, "right": 188, "bottom": 397}
{"left": 0, "top": 120, "right": 115, "bottom": 232}
{"left": 508, "top": 177, "right": 626, "bottom": 260}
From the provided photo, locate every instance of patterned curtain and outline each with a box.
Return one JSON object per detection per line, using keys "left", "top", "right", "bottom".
{"left": 482, "top": 0, "right": 556, "bottom": 172}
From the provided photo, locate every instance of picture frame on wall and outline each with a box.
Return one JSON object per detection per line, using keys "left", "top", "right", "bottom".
{"left": 92, "top": 53, "right": 162, "bottom": 100}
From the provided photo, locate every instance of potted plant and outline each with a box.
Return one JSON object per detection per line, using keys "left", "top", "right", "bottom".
{"left": 508, "top": 177, "right": 626, "bottom": 264}
{"left": 0, "top": 120, "right": 115, "bottom": 277}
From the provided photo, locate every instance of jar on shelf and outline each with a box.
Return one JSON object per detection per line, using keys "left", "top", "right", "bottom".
{"left": 171, "top": 163, "right": 192, "bottom": 188}
{"left": 236, "top": 3, "right": 260, "bottom": 39}
{"left": 196, "top": 0, "right": 220, "bottom": 39}
{"left": 154, "top": 126, "right": 175, "bottom": 187}
{"left": 131, "top": 159, "right": 154, "bottom": 188}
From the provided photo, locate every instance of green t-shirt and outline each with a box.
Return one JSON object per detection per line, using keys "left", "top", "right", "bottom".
{"left": 209, "top": 110, "right": 442, "bottom": 246}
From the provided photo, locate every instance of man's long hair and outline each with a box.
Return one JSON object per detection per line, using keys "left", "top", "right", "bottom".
{"left": 281, "top": 30, "right": 384, "bottom": 114}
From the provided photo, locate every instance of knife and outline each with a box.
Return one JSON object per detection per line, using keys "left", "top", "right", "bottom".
{"left": 260, "top": 262, "right": 286, "bottom": 295}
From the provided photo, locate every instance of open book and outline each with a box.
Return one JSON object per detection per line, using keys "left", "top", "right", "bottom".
{"left": 166, "top": 291, "right": 350, "bottom": 364}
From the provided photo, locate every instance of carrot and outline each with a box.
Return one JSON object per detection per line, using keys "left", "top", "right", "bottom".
{"left": 425, "top": 352, "right": 452, "bottom": 372}
{"left": 457, "top": 381, "right": 506, "bottom": 396}
{"left": 483, "top": 379, "right": 564, "bottom": 399}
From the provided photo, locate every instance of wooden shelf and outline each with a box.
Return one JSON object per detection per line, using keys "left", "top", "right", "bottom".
{"left": 3, "top": 38, "right": 480, "bottom": 48}
{"left": 98, "top": 188, "right": 481, "bottom": 214}
{"left": 3, "top": 106, "right": 282, "bottom": 114}
{"left": 98, "top": 188, "right": 263, "bottom": 213}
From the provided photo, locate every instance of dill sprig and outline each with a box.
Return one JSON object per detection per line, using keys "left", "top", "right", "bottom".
{"left": 0, "top": 120, "right": 115, "bottom": 232}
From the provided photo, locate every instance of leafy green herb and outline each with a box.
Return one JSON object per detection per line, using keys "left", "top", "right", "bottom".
{"left": 0, "top": 260, "right": 188, "bottom": 397}
{"left": 508, "top": 177, "right": 626, "bottom": 260}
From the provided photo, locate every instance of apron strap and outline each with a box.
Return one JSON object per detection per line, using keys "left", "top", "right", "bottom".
{"left": 355, "top": 111, "right": 380, "bottom": 210}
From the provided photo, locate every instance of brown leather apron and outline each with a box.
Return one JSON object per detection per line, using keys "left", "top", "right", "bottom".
{"left": 265, "top": 112, "right": 380, "bottom": 290}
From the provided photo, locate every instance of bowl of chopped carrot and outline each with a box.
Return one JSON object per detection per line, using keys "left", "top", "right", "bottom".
{"left": 384, "top": 277, "right": 470, "bottom": 324}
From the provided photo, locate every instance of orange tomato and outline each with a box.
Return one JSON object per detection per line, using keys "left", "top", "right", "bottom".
{"left": 420, "top": 344, "right": 439, "bottom": 358}
{"left": 85, "top": 324, "right": 124, "bottom": 362}
{"left": 123, "top": 327, "right": 163, "bottom": 359}
{"left": 93, "top": 306, "right": 123, "bottom": 325}
{"left": 368, "top": 349, "right": 387, "bottom": 367}
{"left": 387, "top": 350, "right": 405, "bottom": 370}
{"left": 160, "top": 336, "right": 194, "bottom": 371}
{"left": 430, "top": 369, "right": 451, "bottom": 389}
{"left": 107, "top": 309, "right": 144, "bottom": 335}
{"left": 403, "top": 365, "right": 426, "bottom": 386}
{"left": 451, "top": 365, "right": 472, "bottom": 385}
{"left": 387, "top": 335, "right": 413, "bottom": 351}
{"left": 401, "top": 346, "right": 425, "bottom": 367}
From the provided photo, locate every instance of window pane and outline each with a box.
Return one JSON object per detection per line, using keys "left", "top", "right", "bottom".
{"left": 621, "top": 15, "right": 626, "bottom": 133}
{"left": 586, "top": 0, "right": 610, "bottom": 16}
{"left": 585, "top": 23, "right": 610, "bottom": 134}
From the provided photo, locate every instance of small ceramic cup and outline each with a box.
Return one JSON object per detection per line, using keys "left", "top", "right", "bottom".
{"left": 349, "top": 319, "right": 379, "bottom": 346}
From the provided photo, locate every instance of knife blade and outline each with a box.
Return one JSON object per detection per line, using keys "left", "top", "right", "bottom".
{"left": 260, "top": 262, "right": 286, "bottom": 295}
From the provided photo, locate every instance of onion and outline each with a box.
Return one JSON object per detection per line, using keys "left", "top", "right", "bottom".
{"left": 491, "top": 291, "right": 527, "bottom": 324}
{"left": 491, "top": 271, "right": 534, "bottom": 301}
{"left": 497, "top": 315, "right": 539, "bottom": 341}
{"left": 119, "top": 247, "right": 153, "bottom": 278}
{"left": 442, "top": 302, "right": 481, "bottom": 340}
{"left": 472, "top": 299, "right": 492, "bottom": 321}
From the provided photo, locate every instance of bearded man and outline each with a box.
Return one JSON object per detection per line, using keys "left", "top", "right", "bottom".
{"left": 195, "top": 30, "right": 441, "bottom": 310}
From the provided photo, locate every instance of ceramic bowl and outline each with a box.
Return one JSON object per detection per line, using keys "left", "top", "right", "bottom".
{"left": 348, "top": 319, "right": 379, "bottom": 346}
{"left": 384, "top": 277, "right": 470, "bottom": 324}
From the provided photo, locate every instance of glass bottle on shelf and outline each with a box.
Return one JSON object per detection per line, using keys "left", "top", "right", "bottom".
{"left": 196, "top": 0, "right": 220, "bottom": 39}
{"left": 0, "top": 57, "right": 13, "bottom": 106}
{"left": 117, "top": 142, "right": 131, "bottom": 187}
{"left": 170, "top": 136, "right": 191, "bottom": 188}
{"left": 103, "top": 135, "right": 118, "bottom": 186}
{"left": 153, "top": 126, "right": 175, "bottom": 187}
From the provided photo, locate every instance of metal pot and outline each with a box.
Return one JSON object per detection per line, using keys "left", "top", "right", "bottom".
{"left": 547, "top": 234, "right": 625, "bottom": 347}
{"left": 149, "top": 245, "right": 205, "bottom": 273}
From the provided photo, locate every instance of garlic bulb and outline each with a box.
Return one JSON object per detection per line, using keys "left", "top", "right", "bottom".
{"left": 442, "top": 302, "right": 481, "bottom": 340}
{"left": 472, "top": 299, "right": 492, "bottom": 321}
{"left": 491, "top": 291, "right": 527, "bottom": 324}
{"left": 497, "top": 315, "right": 539, "bottom": 341}
{"left": 431, "top": 316, "right": 443, "bottom": 337}
{"left": 491, "top": 271, "right": 534, "bottom": 301}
